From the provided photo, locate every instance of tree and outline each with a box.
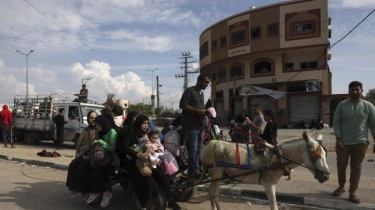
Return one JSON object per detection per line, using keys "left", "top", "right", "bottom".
{"left": 128, "top": 103, "right": 153, "bottom": 116}
{"left": 364, "top": 88, "right": 375, "bottom": 105}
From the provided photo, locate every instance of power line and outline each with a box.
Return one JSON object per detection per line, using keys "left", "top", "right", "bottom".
{"left": 328, "top": 8, "right": 375, "bottom": 52}
{"left": 22, "top": 0, "right": 148, "bottom": 77}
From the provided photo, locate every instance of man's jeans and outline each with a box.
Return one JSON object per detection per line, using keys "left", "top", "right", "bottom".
{"left": 1, "top": 125, "right": 13, "bottom": 147}
{"left": 186, "top": 129, "right": 203, "bottom": 175}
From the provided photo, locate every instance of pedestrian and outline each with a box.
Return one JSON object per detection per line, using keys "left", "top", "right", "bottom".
{"left": 179, "top": 73, "right": 210, "bottom": 183}
{"left": 54, "top": 108, "right": 68, "bottom": 150}
{"left": 0, "top": 104, "right": 14, "bottom": 148}
{"left": 332, "top": 81, "right": 375, "bottom": 204}
{"left": 259, "top": 109, "right": 278, "bottom": 145}
{"left": 245, "top": 104, "right": 266, "bottom": 142}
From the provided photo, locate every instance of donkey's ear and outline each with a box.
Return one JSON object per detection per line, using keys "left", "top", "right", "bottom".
{"left": 302, "top": 131, "right": 308, "bottom": 142}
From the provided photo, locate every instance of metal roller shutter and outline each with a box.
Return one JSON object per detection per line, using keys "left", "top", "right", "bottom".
{"left": 289, "top": 95, "right": 320, "bottom": 125}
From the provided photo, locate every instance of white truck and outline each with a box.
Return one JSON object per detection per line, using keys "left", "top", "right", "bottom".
{"left": 13, "top": 94, "right": 104, "bottom": 145}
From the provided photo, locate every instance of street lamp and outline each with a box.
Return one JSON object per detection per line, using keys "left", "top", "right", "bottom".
{"left": 16, "top": 50, "right": 34, "bottom": 100}
{"left": 147, "top": 68, "right": 158, "bottom": 95}
{"left": 147, "top": 68, "right": 158, "bottom": 118}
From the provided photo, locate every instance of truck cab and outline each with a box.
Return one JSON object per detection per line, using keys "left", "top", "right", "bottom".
{"left": 55, "top": 102, "right": 103, "bottom": 143}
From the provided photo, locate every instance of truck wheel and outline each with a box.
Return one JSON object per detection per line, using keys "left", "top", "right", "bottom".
{"left": 24, "top": 131, "right": 39, "bottom": 145}
{"left": 132, "top": 187, "right": 167, "bottom": 210}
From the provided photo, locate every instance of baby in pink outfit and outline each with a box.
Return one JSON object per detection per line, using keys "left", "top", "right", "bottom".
{"left": 146, "top": 130, "right": 164, "bottom": 168}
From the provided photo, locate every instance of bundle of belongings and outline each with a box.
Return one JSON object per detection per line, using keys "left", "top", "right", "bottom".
{"left": 37, "top": 149, "right": 61, "bottom": 157}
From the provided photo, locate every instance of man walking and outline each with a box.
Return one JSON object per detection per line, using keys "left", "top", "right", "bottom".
{"left": 245, "top": 104, "right": 266, "bottom": 142}
{"left": 179, "top": 73, "right": 210, "bottom": 182}
{"left": 332, "top": 81, "right": 375, "bottom": 203}
{"left": 0, "top": 105, "right": 14, "bottom": 148}
{"left": 54, "top": 108, "right": 68, "bottom": 150}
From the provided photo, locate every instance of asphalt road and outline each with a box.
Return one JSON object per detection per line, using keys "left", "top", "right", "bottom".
{"left": 0, "top": 160, "right": 274, "bottom": 210}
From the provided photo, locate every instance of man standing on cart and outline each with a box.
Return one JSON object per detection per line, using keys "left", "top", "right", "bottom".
{"left": 179, "top": 73, "right": 210, "bottom": 183}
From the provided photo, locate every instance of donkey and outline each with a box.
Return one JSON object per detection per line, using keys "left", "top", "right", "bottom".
{"left": 200, "top": 131, "right": 330, "bottom": 210}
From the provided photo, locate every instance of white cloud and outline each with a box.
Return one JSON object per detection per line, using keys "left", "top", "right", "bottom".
{"left": 340, "top": 0, "right": 375, "bottom": 8}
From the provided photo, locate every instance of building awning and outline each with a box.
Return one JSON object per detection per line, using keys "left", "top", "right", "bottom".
{"left": 239, "top": 85, "right": 286, "bottom": 100}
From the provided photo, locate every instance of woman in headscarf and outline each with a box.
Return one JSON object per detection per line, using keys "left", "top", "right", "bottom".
{"left": 66, "top": 111, "right": 98, "bottom": 200}
{"left": 86, "top": 115, "right": 119, "bottom": 208}
{"left": 117, "top": 114, "right": 181, "bottom": 210}
{"left": 122, "top": 111, "right": 138, "bottom": 130}
{"left": 101, "top": 107, "right": 120, "bottom": 133}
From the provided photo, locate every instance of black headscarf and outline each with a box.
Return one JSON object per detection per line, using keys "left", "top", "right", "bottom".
{"left": 123, "top": 111, "right": 138, "bottom": 127}
{"left": 133, "top": 114, "right": 149, "bottom": 139}
{"left": 87, "top": 110, "right": 97, "bottom": 129}
{"left": 100, "top": 107, "right": 119, "bottom": 133}
{"left": 95, "top": 115, "right": 112, "bottom": 139}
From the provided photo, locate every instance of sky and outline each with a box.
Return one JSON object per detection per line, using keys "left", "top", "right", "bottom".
{"left": 0, "top": 0, "right": 374, "bottom": 110}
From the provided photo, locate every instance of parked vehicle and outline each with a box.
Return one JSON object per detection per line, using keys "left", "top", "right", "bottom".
{"left": 12, "top": 94, "right": 104, "bottom": 145}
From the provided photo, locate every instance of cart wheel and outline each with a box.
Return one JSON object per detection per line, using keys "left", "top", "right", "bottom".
{"left": 172, "top": 185, "right": 197, "bottom": 202}
{"left": 132, "top": 187, "right": 167, "bottom": 210}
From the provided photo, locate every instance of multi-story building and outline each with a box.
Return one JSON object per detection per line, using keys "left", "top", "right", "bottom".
{"left": 199, "top": 0, "right": 347, "bottom": 127}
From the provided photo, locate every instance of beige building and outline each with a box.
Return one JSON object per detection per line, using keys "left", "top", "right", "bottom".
{"left": 199, "top": 0, "right": 348, "bottom": 127}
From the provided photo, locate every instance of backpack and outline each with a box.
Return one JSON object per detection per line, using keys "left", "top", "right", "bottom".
{"left": 90, "top": 143, "right": 113, "bottom": 168}
{"left": 163, "top": 130, "right": 180, "bottom": 156}
{"left": 157, "top": 149, "right": 179, "bottom": 176}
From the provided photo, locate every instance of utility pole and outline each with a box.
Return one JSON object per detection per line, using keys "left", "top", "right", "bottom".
{"left": 156, "top": 76, "right": 160, "bottom": 110}
{"left": 175, "top": 52, "right": 199, "bottom": 91}
{"left": 82, "top": 77, "right": 93, "bottom": 85}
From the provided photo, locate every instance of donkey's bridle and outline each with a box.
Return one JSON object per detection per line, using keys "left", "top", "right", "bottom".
{"left": 307, "top": 140, "right": 330, "bottom": 179}
{"left": 271, "top": 140, "right": 328, "bottom": 175}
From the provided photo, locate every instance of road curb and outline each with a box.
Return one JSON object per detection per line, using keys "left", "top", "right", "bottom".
{"left": 0, "top": 156, "right": 69, "bottom": 170}
{"left": 197, "top": 185, "right": 375, "bottom": 210}
{"left": 1, "top": 155, "right": 374, "bottom": 210}
{"left": 0, "top": 154, "right": 10, "bottom": 160}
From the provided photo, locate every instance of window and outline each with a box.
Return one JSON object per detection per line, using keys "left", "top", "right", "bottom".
{"left": 292, "top": 22, "right": 314, "bottom": 34}
{"left": 284, "top": 62, "right": 294, "bottom": 71}
{"left": 220, "top": 36, "right": 227, "bottom": 47}
{"left": 68, "top": 106, "right": 80, "bottom": 120}
{"left": 288, "top": 84, "right": 306, "bottom": 92}
{"left": 251, "top": 59, "right": 274, "bottom": 77}
{"left": 200, "top": 41, "right": 208, "bottom": 60}
{"left": 217, "top": 69, "right": 226, "bottom": 82}
{"left": 231, "top": 30, "right": 245, "bottom": 44}
{"left": 268, "top": 23, "right": 278, "bottom": 37}
{"left": 251, "top": 26, "right": 261, "bottom": 40}
{"left": 211, "top": 39, "right": 217, "bottom": 51}
{"left": 300, "top": 61, "right": 317, "bottom": 70}
{"left": 254, "top": 61, "right": 272, "bottom": 74}
{"left": 230, "top": 65, "right": 243, "bottom": 79}
{"left": 306, "top": 80, "right": 320, "bottom": 91}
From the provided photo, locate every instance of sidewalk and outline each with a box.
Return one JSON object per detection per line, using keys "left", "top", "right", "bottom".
{"left": 1, "top": 134, "right": 375, "bottom": 210}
